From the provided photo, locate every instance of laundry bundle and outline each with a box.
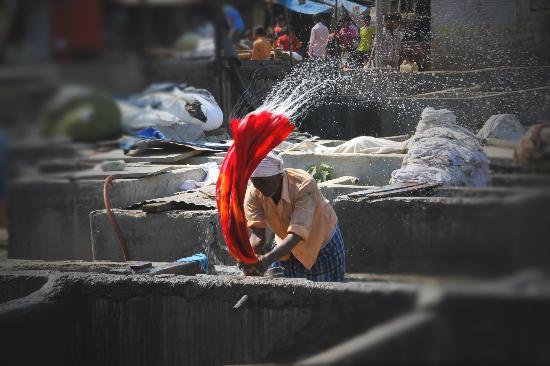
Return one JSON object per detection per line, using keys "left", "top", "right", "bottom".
{"left": 216, "top": 111, "right": 294, "bottom": 264}
{"left": 119, "top": 83, "right": 223, "bottom": 143}
{"left": 477, "top": 114, "right": 524, "bottom": 142}
{"left": 391, "top": 108, "right": 490, "bottom": 187}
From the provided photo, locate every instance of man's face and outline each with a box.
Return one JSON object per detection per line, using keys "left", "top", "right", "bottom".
{"left": 251, "top": 174, "right": 282, "bottom": 198}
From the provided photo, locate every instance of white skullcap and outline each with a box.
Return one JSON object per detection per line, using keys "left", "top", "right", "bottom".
{"left": 251, "top": 153, "right": 284, "bottom": 178}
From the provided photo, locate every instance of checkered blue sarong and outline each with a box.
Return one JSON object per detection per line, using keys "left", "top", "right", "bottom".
{"left": 271, "top": 225, "right": 346, "bottom": 282}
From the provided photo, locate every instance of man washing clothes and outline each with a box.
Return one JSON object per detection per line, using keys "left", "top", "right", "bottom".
{"left": 240, "top": 153, "right": 346, "bottom": 282}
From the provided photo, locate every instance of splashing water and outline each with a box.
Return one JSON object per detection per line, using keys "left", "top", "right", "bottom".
{"left": 231, "top": 60, "right": 343, "bottom": 124}
{"left": 230, "top": 60, "right": 439, "bottom": 135}
{"left": 218, "top": 53, "right": 548, "bottom": 265}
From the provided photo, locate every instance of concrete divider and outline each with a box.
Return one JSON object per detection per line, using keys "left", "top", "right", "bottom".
{"left": 89, "top": 183, "right": 368, "bottom": 264}
{"left": 8, "top": 167, "right": 205, "bottom": 261}
{"left": 0, "top": 270, "right": 417, "bottom": 366}
{"left": 281, "top": 151, "right": 404, "bottom": 186}
{"left": 333, "top": 188, "right": 550, "bottom": 276}
{"left": 90, "top": 209, "right": 232, "bottom": 265}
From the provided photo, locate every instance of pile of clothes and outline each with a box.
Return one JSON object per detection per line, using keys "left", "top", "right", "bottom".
{"left": 477, "top": 114, "right": 525, "bottom": 142}
{"left": 117, "top": 83, "right": 228, "bottom": 152}
{"left": 276, "top": 134, "right": 406, "bottom": 155}
{"left": 391, "top": 107, "right": 490, "bottom": 187}
{"left": 324, "top": 136, "right": 406, "bottom": 154}
{"left": 39, "top": 83, "right": 228, "bottom": 151}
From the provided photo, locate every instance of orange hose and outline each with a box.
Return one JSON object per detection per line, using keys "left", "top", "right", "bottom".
{"left": 103, "top": 175, "right": 129, "bottom": 261}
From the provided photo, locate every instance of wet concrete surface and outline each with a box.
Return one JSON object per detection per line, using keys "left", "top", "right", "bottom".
{"left": 0, "top": 268, "right": 549, "bottom": 365}
{"left": 0, "top": 269, "right": 417, "bottom": 366}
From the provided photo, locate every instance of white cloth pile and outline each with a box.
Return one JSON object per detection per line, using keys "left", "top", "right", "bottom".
{"left": 477, "top": 114, "right": 524, "bottom": 142}
{"left": 119, "top": 84, "right": 223, "bottom": 143}
{"left": 391, "top": 108, "right": 490, "bottom": 187}
{"left": 327, "top": 136, "right": 406, "bottom": 154}
{"left": 277, "top": 136, "right": 406, "bottom": 154}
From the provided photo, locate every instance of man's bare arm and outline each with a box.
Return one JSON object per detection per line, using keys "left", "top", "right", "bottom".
{"left": 249, "top": 226, "right": 266, "bottom": 254}
{"left": 258, "top": 232, "right": 302, "bottom": 270}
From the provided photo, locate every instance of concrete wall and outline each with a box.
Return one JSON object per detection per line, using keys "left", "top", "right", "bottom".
{"left": 2, "top": 271, "right": 550, "bottom": 365}
{"left": 431, "top": 0, "right": 550, "bottom": 70}
{"left": 0, "top": 272, "right": 416, "bottom": 366}
{"left": 381, "top": 86, "right": 550, "bottom": 136}
{"left": 89, "top": 184, "right": 369, "bottom": 264}
{"left": 281, "top": 152, "right": 405, "bottom": 186}
{"left": 340, "top": 67, "right": 550, "bottom": 98}
{"left": 297, "top": 66, "right": 549, "bottom": 138}
{"left": 90, "top": 209, "right": 232, "bottom": 265}
{"left": 333, "top": 189, "right": 550, "bottom": 276}
{"left": 8, "top": 168, "right": 205, "bottom": 261}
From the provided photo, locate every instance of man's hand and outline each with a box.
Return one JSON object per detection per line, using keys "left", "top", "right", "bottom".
{"left": 238, "top": 256, "right": 269, "bottom": 276}
{"left": 239, "top": 232, "right": 302, "bottom": 277}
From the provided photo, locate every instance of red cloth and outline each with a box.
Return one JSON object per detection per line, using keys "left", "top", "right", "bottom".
{"left": 216, "top": 111, "right": 294, "bottom": 264}
{"left": 276, "top": 34, "right": 302, "bottom": 52}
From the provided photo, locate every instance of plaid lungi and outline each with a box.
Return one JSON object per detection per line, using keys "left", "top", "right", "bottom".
{"left": 271, "top": 225, "right": 346, "bottom": 282}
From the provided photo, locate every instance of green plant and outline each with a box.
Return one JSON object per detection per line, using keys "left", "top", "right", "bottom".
{"left": 307, "top": 163, "right": 333, "bottom": 183}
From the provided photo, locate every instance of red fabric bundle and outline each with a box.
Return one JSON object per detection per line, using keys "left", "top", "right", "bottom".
{"left": 216, "top": 111, "right": 294, "bottom": 264}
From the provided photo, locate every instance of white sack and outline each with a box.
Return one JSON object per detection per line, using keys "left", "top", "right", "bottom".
{"left": 391, "top": 108, "right": 490, "bottom": 187}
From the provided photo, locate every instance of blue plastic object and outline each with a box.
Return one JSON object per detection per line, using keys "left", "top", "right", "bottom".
{"left": 176, "top": 253, "right": 209, "bottom": 273}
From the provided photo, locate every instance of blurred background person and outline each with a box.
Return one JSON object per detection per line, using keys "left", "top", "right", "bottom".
{"left": 274, "top": 14, "right": 286, "bottom": 38}
{"left": 251, "top": 26, "right": 271, "bottom": 61}
{"left": 223, "top": 3, "right": 244, "bottom": 45}
{"left": 400, "top": 50, "right": 419, "bottom": 72}
{"left": 308, "top": 13, "right": 329, "bottom": 60}
{"left": 333, "top": 13, "right": 358, "bottom": 68}
{"left": 356, "top": 13, "right": 375, "bottom": 66}
{"left": 276, "top": 26, "right": 302, "bottom": 54}
{"left": 369, "top": 13, "right": 401, "bottom": 69}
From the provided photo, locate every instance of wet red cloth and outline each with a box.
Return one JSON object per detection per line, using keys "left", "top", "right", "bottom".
{"left": 216, "top": 111, "right": 294, "bottom": 264}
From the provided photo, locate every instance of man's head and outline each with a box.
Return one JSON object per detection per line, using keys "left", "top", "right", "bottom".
{"left": 391, "top": 13, "right": 402, "bottom": 29}
{"left": 363, "top": 14, "right": 371, "bottom": 26}
{"left": 251, "top": 174, "right": 283, "bottom": 198}
{"left": 313, "top": 13, "right": 323, "bottom": 24}
{"left": 276, "top": 14, "right": 286, "bottom": 27}
{"left": 385, "top": 13, "right": 401, "bottom": 30}
{"left": 404, "top": 49, "right": 414, "bottom": 63}
{"left": 383, "top": 14, "right": 392, "bottom": 29}
{"left": 250, "top": 153, "right": 284, "bottom": 198}
{"left": 253, "top": 26, "right": 265, "bottom": 39}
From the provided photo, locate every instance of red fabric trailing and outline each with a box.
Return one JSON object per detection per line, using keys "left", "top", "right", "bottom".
{"left": 216, "top": 111, "right": 294, "bottom": 264}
